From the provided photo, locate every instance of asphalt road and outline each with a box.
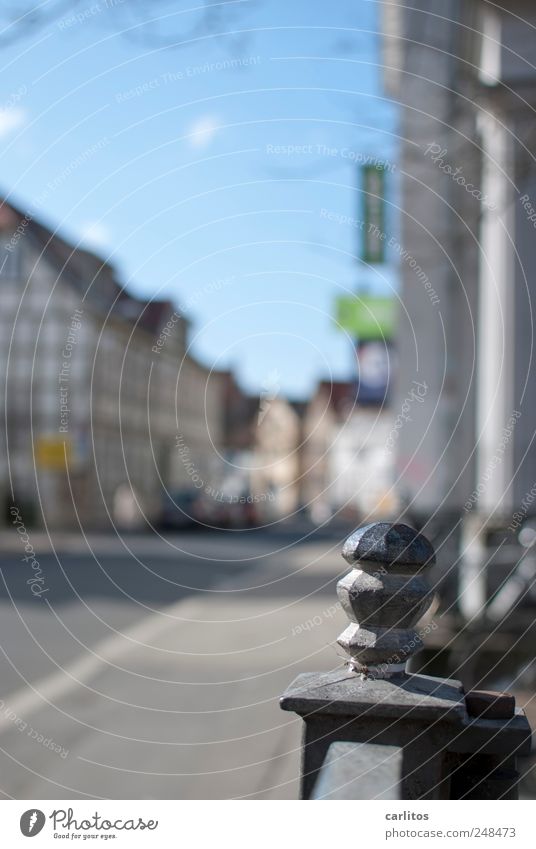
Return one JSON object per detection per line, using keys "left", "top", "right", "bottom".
{"left": 0, "top": 524, "right": 347, "bottom": 799}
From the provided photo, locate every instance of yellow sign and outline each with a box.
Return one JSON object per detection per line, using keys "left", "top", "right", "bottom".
{"left": 35, "top": 437, "right": 72, "bottom": 469}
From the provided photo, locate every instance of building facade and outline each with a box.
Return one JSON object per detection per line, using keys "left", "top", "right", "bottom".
{"left": 0, "top": 199, "right": 225, "bottom": 530}
{"left": 382, "top": 0, "right": 536, "bottom": 526}
{"left": 299, "top": 380, "right": 396, "bottom": 522}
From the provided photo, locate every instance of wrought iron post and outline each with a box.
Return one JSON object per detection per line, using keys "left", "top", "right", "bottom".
{"left": 280, "top": 522, "right": 532, "bottom": 799}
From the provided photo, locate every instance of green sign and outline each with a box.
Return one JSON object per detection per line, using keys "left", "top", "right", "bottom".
{"left": 362, "top": 164, "right": 386, "bottom": 263}
{"left": 335, "top": 294, "right": 395, "bottom": 340}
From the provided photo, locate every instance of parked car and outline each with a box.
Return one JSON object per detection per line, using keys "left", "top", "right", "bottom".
{"left": 199, "top": 490, "right": 259, "bottom": 529}
{"left": 158, "top": 489, "right": 204, "bottom": 530}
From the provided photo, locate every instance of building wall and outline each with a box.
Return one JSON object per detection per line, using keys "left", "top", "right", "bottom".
{"left": 0, "top": 230, "right": 90, "bottom": 528}
{"left": 253, "top": 397, "right": 301, "bottom": 516}
{"left": 513, "top": 163, "right": 536, "bottom": 511}
{"left": 169, "top": 357, "right": 226, "bottom": 494}
{"left": 0, "top": 219, "right": 226, "bottom": 530}
{"left": 89, "top": 318, "right": 160, "bottom": 527}
{"left": 383, "top": 0, "right": 536, "bottom": 525}
{"left": 299, "top": 382, "right": 398, "bottom": 521}
{"left": 387, "top": 1, "right": 480, "bottom": 517}
{"left": 299, "top": 384, "right": 337, "bottom": 515}
{"left": 329, "top": 408, "right": 397, "bottom": 519}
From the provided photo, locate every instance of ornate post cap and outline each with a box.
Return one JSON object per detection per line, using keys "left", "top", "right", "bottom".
{"left": 337, "top": 522, "right": 435, "bottom": 679}
{"left": 280, "top": 521, "right": 532, "bottom": 801}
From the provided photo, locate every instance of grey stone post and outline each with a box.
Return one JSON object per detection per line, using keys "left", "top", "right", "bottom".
{"left": 280, "top": 522, "right": 532, "bottom": 799}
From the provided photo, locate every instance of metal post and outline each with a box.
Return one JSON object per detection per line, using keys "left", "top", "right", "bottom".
{"left": 281, "top": 522, "right": 532, "bottom": 799}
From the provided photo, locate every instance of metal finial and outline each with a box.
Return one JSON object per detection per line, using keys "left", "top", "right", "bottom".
{"left": 337, "top": 522, "right": 435, "bottom": 679}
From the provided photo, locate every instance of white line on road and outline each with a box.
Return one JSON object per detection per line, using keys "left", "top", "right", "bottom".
{"left": 0, "top": 542, "right": 337, "bottom": 735}
{"left": 0, "top": 593, "right": 198, "bottom": 734}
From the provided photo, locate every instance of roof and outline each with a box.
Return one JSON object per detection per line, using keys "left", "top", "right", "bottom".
{"left": 317, "top": 379, "right": 358, "bottom": 416}
{"left": 0, "top": 195, "right": 179, "bottom": 336}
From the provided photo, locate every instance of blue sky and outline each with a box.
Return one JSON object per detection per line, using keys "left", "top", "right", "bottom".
{"left": 0, "top": 0, "right": 397, "bottom": 398}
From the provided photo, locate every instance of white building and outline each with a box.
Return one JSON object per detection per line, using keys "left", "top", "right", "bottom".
{"left": 382, "top": 0, "right": 536, "bottom": 526}
{"left": 300, "top": 381, "right": 396, "bottom": 521}
{"left": 381, "top": 0, "right": 536, "bottom": 614}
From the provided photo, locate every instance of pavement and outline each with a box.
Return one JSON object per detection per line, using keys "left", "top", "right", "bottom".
{"left": 0, "top": 525, "right": 350, "bottom": 799}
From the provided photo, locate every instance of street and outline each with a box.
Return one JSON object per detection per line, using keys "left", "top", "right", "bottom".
{"left": 0, "top": 525, "right": 348, "bottom": 799}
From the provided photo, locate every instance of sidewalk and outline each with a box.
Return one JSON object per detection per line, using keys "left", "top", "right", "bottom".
{"left": 0, "top": 536, "right": 345, "bottom": 799}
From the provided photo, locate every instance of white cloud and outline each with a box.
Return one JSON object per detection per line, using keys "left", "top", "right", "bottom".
{"left": 79, "top": 221, "right": 112, "bottom": 252}
{"left": 187, "top": 115, "right": 219, "bottom": 148}
{"left": 0, "top": 107, "right": 27, "bottom": 138}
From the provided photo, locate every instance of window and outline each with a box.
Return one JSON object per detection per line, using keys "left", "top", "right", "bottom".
{"left": 0, "top": 241, "right": 21, "bottom": 279}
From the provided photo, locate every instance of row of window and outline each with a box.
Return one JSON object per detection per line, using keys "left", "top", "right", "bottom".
{"left": 0, "top": 242, "right": 21, "bottom": 279}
